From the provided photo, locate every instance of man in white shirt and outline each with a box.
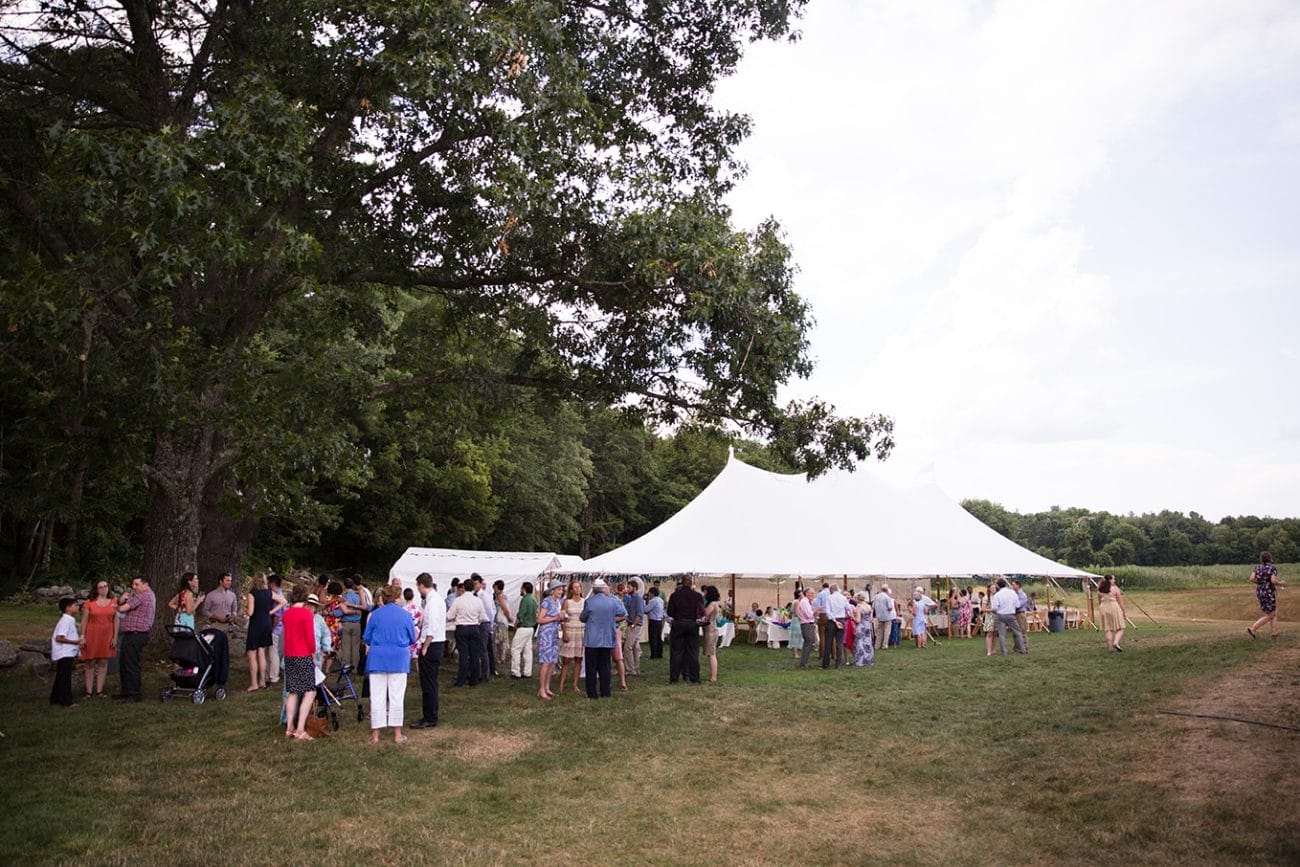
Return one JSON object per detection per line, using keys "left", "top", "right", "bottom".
{"left": 990, "top": 578, "right": 1027, "bottom": 655}
{"left": 871, "top": 585, "right": 895, "bottom": 651}
{"left": 812, "top": 582, "right": 830, "bottom": 653}
{"left": 447, "top": 582, "right": 485, "bottom": 686}
{"left": 821, "top": 584, "right": 851, "bottom": 669}
{"left": 473, "top": 573, "right": 496, "bottom": 680}
{"left": 411, "top": 573, "right": 446, "bottom": 729}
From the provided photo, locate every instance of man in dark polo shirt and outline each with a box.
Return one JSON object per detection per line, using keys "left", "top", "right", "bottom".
{"left": 665, "top": 576, "right": 706, "bottom": 684}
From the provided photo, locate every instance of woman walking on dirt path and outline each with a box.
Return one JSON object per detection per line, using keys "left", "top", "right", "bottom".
{"left": 1248, "top": 552, "right": 1286, "bottom": 639}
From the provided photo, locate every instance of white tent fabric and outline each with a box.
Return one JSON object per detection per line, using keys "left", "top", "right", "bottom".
{"left": 561, "top": 455, "right": 1093, "bottom": 579}
{"left": 388, "top": 548, "right": 575, "bottom": 600}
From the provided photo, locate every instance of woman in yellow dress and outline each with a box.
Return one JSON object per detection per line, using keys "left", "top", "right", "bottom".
{"left": 1097, "top": 574, "right": 1126, "bottom": 652}
{"left": 557, "top": 579, "right": 586, "bottom": 694}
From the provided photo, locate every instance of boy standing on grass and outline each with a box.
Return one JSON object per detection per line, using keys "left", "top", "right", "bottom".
{"left": 50, "top": 597, "right": 83, "bottom": 707}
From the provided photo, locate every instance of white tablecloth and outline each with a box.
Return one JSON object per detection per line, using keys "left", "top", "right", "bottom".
{"left": 765, "top": 620, "right": 790, "bottom": 647}
{"left": 662, "top": 620, "right": 734, "bottom": 648}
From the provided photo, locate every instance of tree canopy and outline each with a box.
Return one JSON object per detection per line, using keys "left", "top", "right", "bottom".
{"left": 0, "top": 1, "right": 893, "bottom": 588}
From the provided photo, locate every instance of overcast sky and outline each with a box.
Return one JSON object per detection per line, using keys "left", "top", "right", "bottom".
{"left": 715, "top": 0, "right": 1300, "bottom": 520}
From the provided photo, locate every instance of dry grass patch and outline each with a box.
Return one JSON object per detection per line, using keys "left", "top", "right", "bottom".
{"left": 1150, "top": 643, "right": 1300, "bottom": 801}
{"left": 410, "top": 727, "right": 540, "bottom": 765}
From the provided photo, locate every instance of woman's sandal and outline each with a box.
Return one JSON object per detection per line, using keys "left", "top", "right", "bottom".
{"left": 1247, "top": 628, "right": 1257, "bottom": 639}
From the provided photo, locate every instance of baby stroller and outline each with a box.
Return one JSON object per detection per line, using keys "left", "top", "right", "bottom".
{"left": 161, "top": 624, "right": 229, "bottom": 705}
{"left": 315, "top": 663, "right": 366, "bottom": 730}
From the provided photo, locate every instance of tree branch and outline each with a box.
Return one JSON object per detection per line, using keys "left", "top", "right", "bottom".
{"left": 173, "top": 0, "right": 231, "bottom": 126}
{"left": 118, "top": 0, "right": 172, "bottom": 128}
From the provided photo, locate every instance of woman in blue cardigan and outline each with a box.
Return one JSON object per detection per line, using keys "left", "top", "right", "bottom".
{"left": 362, "top": 583, "right": 417, "bottom": 744}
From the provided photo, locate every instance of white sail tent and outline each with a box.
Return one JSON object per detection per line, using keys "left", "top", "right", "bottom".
{"left": 560, "top": 453, "right": 1093, "bottom": 580}
{"left": 388, "top": 548, "right": 574, "bottom": 599}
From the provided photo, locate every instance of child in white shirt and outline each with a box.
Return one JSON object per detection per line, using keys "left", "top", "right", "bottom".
{"left": 50, "top": 596, "right": 83, "bottom": 706}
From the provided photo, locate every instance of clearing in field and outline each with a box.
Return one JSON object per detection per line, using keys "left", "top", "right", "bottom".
{"left": 0, "top": 605, "right": 1295, "bottom": 866}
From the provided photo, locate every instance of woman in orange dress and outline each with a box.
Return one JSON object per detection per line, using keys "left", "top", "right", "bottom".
{"left": 79, "top": 579, "right": 118, "bottom": 696}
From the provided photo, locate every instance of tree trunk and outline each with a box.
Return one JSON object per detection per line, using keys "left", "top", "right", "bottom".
{"left": 65, "top": 455, "right": 89, "bottom": 572}
{"left": 142, "top": 428, "right": 219, "bottom": 643}
{"left": 578, "top": 502, "right": 593, "bottom": 560}
{"left": 196, "top": 472, "right": 260, "bottom": 592}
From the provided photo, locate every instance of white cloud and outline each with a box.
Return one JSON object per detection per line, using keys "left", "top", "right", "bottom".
{"left": 717, "top": 0, "right": 1300, "bottom": 518}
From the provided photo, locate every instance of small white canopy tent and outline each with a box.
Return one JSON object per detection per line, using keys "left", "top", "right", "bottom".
{"left": 560, "top": 453, "right": 1092, "bottom": 580}
{"left": 388, "top": 548, "right": 576, "bottom": 602}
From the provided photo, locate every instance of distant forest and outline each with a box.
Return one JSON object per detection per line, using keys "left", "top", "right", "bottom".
{"left": 960, "top": 499, "right": 1299, "bottom": 569}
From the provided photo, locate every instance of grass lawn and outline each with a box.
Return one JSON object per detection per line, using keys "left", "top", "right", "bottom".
{"left": 1, "top": 606, "right": 1296, "bottom": 865}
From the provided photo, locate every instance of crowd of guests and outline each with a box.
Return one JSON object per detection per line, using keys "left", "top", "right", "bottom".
{"left": 44, "top": 555, "right": 1286, "bottom": 715}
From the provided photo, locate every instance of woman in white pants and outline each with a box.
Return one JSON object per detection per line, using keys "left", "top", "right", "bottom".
{"left": 362, "top": 584, "right": 417, "bottom": 744}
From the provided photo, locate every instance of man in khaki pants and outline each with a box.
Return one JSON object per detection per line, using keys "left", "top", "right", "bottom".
{"left": 871, "top": 584, "right": 895, "bottom": 650}
{"left": 622, "top": 579, "right": 644, "bottom": 676}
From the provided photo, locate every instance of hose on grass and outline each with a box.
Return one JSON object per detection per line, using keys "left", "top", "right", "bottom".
{"left": 1155, "top": 709, "right": 1300, "bottom": 732}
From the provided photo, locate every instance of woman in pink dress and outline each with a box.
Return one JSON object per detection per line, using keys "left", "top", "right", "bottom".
{"left": 957, "top": 589, "right": 973, "bottom": 638}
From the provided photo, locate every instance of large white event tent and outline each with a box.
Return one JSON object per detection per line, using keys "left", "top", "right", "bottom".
{"left": 388, "top": 548, "right": 575, "bottom": 601}
{"left": 561, "top": 453, "right": 1093, "bottom": 580}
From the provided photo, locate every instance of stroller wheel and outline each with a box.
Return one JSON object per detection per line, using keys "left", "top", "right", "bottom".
{"left": 192, "top": 688, "right": 206, "bottom": 705}
{"left": 215, "top": 688, "right": 227, "bottom": 701}
{"left": 356, "top": 706, "right": 364, "bottom": 722}
{"left": 330, "top": 712, "right": 340, "bottom": 731}
{"left": 161, "top": 689, "right": 173, "bottom": 702}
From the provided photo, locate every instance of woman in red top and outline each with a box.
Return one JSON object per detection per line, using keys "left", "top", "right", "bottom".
{"left": 79, "top": 580, "right": 118, "bottom": 696}
{"left": 281, "top": 584, "right": 318, "bottom": 740}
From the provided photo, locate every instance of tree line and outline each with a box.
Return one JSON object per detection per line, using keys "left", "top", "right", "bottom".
{"left": 961, "top": 500, "right": 1300, "bottom": 569}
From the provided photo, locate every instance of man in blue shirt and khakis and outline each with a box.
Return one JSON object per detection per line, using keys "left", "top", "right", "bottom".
{"left": 579, "top": 579, "right": 627, "bottom": 699}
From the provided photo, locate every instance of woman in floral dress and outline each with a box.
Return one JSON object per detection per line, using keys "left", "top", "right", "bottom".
{"left": 322, "top": 580, "right": 345, "bottom": 673}
{"left": 957, "top": 589, "right": 973, "bottom": 638}
{"left": 1248, "top": 552, "right": 1286, "bottom": 639}
{"left": 982, "top": 583, "right": 999, "bottom": 656}
{"left": 787, "top": 594, "right": 804, "bottom": 660}
{"left": 403, "top": 587, "right": 423, "bottom": 660}
{"left": 851, "top": 593, "right": 875, "bottom": 667}
{"left": 536, "top": 581, "right": 564, "bottom": 700}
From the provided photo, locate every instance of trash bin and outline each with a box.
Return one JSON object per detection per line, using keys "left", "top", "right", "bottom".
{"left": 1048, "top": 610, "right": 1065, "bottom": 633}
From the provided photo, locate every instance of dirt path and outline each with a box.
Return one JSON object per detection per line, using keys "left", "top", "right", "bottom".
{"left": 1145, "top": 642, "right": 1299, "bottom": 856}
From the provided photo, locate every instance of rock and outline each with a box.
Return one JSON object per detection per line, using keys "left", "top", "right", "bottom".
{"left": 0, "top": 639, "right": 15, "bottom": 667}
{"left": 57, "top": 585, "right": 74, "bottom": 596}
{"left": 15, "top": 650, "right": 50, "bottom": 676}
{"left": 19, "top": 640, "right": 49, "bottom": 655}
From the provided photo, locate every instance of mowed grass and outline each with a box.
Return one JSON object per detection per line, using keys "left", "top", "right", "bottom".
{"left": 0, "top": 608, "right": 1296, "bottom": 866}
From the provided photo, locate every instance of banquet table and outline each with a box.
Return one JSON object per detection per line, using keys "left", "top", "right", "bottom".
{"left": 662, "top": 620, "right": 734, "bottom": 648}
{"left": 764, "top": 620, "right": 790, "bottom": 647}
